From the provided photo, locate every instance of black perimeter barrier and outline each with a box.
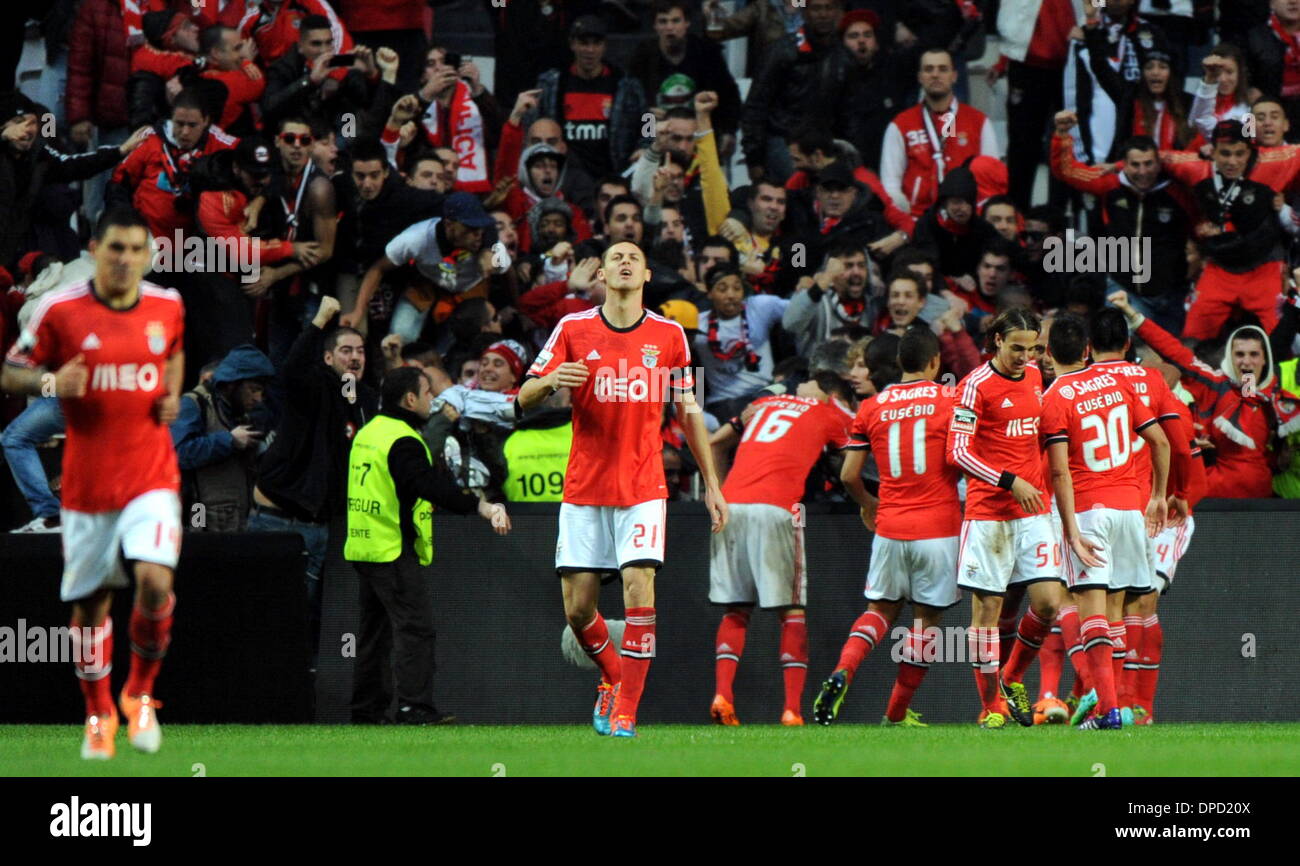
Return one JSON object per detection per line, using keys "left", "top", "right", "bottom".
{"left": 1, "top": 501, "right": 1296, "bottom": 724}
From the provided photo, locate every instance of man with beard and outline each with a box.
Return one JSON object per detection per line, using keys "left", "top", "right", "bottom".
{"left": 831, "top": 10, "right": 917, "bottom": 174}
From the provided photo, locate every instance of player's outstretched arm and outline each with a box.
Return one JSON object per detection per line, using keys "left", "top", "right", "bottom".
{"left": 1049, "top": 441, "right": 1105, "bottom": 569}
{"left": 1, "top": 354, "right": 89, "bottom": 398}
{"left": 678, "top": 390, "right": 728, "bottom": 532}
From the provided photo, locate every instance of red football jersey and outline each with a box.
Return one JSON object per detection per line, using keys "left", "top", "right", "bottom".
{"left": 1090, "top": 360, "right": 1182, "bottom": 497}
{"left": 1041, "top": 366, "right": 1157, "bottom": 512}
{"left": 722, "top": 394, "right": 853, "bottom": 509}
{"left": 849, "top": 380, "right": 963, "bottom": 540}
{"left": 528, "top": 307, "right": 693, "bottom": 506}
{"left": 947, "top": 361, "right": 1048, "bottom": 521}
{"left": 5, "top": 281, "right": 184, "bottom": 512}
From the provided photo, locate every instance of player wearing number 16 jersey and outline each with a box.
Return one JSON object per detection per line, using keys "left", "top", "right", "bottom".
{"left": 705, "top": 372, "right": 855, "bottom": 727}
{"left": 946, "top": 308, "right": 1061, "bottom": 729}
{"left": 1040, "top": 314, "right": 1170, "bottom": 731}
{"left": 815, "top": 328, "right": 962, "bottom": 728}
{"left": 2, "top": 209, "right": 185, "bottom": 760}
{"left": 518, "top": 241, "right": 728, "bottom": 738}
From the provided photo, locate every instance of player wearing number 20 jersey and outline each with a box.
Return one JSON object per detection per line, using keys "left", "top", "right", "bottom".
{"left": 708, "top": 378, "right": 854, "bottom": 727}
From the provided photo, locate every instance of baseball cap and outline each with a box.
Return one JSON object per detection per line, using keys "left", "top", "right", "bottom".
{"left": 816, "top": 161, "right": 857, "bottom": 189}
{"left": 1212, "top": 118, "right": 1253, "bottom": 147}
{"left": 571, "top": 15, "right": 607, "bottom": 40}
{"left": 443, "top": 192, "right": 495, "bottom": 229}
{"left": 234, "top": 136, "right": 274, "bottom": 175}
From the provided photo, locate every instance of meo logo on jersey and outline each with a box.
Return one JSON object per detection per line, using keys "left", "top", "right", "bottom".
{"left": 1005, "top": 416, "right": 1039, "bottom": 437}
{"left": 91, "top": 363, "right": 161, "bottom": 393}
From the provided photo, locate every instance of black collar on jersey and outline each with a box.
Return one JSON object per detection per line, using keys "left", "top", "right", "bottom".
{"left": 88, "top": 279, "right": 142, "bottom": 313}
{"left": 706, "top": 311, "right": 759, "bottom": 371}
{"left": 599, "top": 307, "right": 646, "bottom": 333}
{"left": 986, "top": 359, "right": 1026, "bottom": 382}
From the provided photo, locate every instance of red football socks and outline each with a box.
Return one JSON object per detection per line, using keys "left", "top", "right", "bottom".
{"left": 969, "top": 626, "right": 1001, "bottom": 713}
{"left": 1108, "top": 620, "right": 1127, "bottom": 702}
{"left": 1137, "top": 614, "right": 1162, "bottom": 713}
{"left": 885, "top": 628, "right": 932, "bottom": 722}
{"left": 835, "top": 609, "right": 890, "bottom": 681}
{"left": 1059, "top": 604, "right": 1089, "bottom": 694}
{"left": 779, "top": 613, "right": 808, "bottom": 715}
{"left": 125, "top": 592, "right": 175, "bottom": 698}
{"left": 1003, "top": 607, "right": 1051, "bottom": 684}
{"left": 1082, "top": 615, "right": 1118, "bottom": 712}
{"left": 1121, "top": 614, "right": 1145, "bottom": 707}
{"left": 713, "top": 609, "right": 751, "bottom": 703}
{"left": 1037, "top": 627, "right": 1064, "bottom": 700}
{"left": 613, "top": 607, "right": 655, "bottom": 721}
{"left": 72, "top": 616, "right": 114, "bottom": 718}
{"left": 578, "top": 613, "right": 622, "bottom": 686}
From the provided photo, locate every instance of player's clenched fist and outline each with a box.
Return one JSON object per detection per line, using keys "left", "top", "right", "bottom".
{"left": 551, "top": 362, "right": 590, "bottom": 390}
{"left": 154, "top": 394, "right": 180, "bottom": 425}
{"left": 314, "top": 295, "right": 342, "bottom": 328}
{"left": 55, "top": 353, "right": 89, "bottom": 398}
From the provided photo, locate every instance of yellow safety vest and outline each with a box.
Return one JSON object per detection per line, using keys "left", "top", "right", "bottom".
{"left": 344, "top": 415, "right": 434, "bottom": 565}
{"left": 502, "top": 422, "right": 573, "bottom": 502}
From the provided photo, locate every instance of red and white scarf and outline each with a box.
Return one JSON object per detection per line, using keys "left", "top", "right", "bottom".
{"left": 422, "top": 80, "right": 490, "bottom": 193}
{"left": 1133, "top": 101, "right": 1176, "bottom": 150}
{"left": 1272, "top": 13, "right": 1300, "bottom": 99}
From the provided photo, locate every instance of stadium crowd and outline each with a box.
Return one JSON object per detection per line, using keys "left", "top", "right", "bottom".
{"left": 2, "top": 0, "right": 1300, "bottom": 547}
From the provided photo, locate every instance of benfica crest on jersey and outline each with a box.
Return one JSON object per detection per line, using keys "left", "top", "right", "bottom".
{"left": 641, "top": 345, "right": 660, "bottom": 368}
{"left": 145, "top": 322, "right": 167, "bottom": 355}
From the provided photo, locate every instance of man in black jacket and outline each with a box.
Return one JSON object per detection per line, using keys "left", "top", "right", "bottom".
{"left": 0, "top": 92, "right": 148, "bottom": 268}
{"left": 741, "top": 0, "right": 847, "bottom": 184}
{"left": 250, "top": 295, "right": 379, "bottom": 666}
{"left": 261, "top": 15, "right": 385, "bottom": 136}
{"left": 830, "top": 10, "right": 916, "bottom": 174}
{"left": 347, "top": 365, "right": 511, "bottom": 725}
{"left": 1245, "top": 0, "right": 1300, "bottom": 141}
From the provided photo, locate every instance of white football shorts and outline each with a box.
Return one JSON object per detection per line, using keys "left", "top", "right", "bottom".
{"left": 60, "top": 489, "right": 182, "bottom": 602}
{"left": 708, "top": 503, "right": 806, "bottom": 608}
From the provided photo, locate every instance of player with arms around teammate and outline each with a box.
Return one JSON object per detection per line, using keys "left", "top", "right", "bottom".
{"left": 946, "top": 308, "right": 1061, "bottom": 729}
{"left": 518, "top": 241, "right": 729, "bottom": 738}
{"left": 2, "top": 208, "right": 186, "bottom": 759}
{"left": 1039, "top": 314, "right": 1170, "bottom": 730}
{"left": 815, "top": 327, "right": 964, "bottom": 728}
{"left": 705, "top": 371, "right": 855, "bottom": 727}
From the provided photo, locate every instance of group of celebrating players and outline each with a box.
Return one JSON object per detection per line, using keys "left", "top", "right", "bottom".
{"left": 3, "top": 209, "right": 1197, "bottom": 751}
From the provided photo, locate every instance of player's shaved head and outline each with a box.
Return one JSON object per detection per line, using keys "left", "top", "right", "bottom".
{"left": 898, "top": 326, "right": 941, "bottom": 374}
{"left": 94, "top": 206, "right": 151, "bottom": 242}
{"left": 1047, "top": 313, "right": 1089, "bottom": 366}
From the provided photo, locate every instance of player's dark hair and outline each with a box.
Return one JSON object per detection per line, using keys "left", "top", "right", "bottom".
{"left": 885, "top": 267, "right": 927, "bottom": 299}
{"left": 823, "top": 238, "right": 866, "bottom": 262}
{"left": 198, "top": 25, "right": 231, "bottom": 57}
{"left": 300, "top": 14, "right": 333, "bottom": 36}
{"left": 1048, "top": 312, "right": 1089, "bottom": 366}
{"left": 984, "top": 307, "right": 1041, "bottom": 354}
{"left": 1120, "top": 135, "right": 1159, "bottom": 160}
{"left": 93, "top": 206, "right": 150, "bottom": 241}
{"left": 865, "top": 332, "right": 902, "bottom": 390}
{"left": 603, "top": 193, "right": 643, "bottom": 226}
{"left": 699, "top": 235, "right": 737, "bottom": 261}
{"left": 898, "top": 326, "right": 942, "bottom": 374}
{"left": 324, "top": 326, "right": 363, "bottom": 353}
{"left": 382, "top": 365, "right": 428, "bottom": 410}
{"left": 1025, "top": 204, "right": 1067, "bottom": 235}
{"left": 276, "top": 114, "right": 313, "bottom": 133}
{"left": 813, "top": 370, "right": 854, "bottom": 404}
{"left": 1089, "top": 307, "right": 1131, "bottom": 354}
{"left": 653, "top": 0, "right": 691, "bottom": 18}
{"left": 172, "top": 88, "right": 211, "bottom": 119}
{"left": 349, "top": 137, "right": 390, "bottom": 169}
{"left": 787, "top": 125, "right": 835, "bottom": 158}
{"left": 400, "top": 341, "right": 442, "bottom": 368}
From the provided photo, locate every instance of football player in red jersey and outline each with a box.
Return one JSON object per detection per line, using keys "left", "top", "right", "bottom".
{"left": 947, "top": 308, "right": 1062, "bottom": 729}
{"left": 3, "top": 208, "right": 185, "bottom": 759}
{"left": 518, "top": 241, "right": 728, "bottom": 737}
{"left": 705, "top": 371, "right": 855, "bottom": 726}
{"left": 1039, "top": 314, "right": 1170, "bottom": 730}
{"left": 815, "top": 327, "right": 964, "bottom": 727}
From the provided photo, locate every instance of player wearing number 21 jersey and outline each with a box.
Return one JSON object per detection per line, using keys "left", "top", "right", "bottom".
{"left": 814, "top": 328, "right": 962, "bottom": 728}
{"left": 1040, "top": 313, "right": 1170, "bottom": 730}
{"left": 706, "top": 374, "right": 855, "bottom": 727}
{"left": 2, "top": 209, "right": 185, "bottom": 760}
{"left": 518, "top": 241, "right": 727, "bottom": 739}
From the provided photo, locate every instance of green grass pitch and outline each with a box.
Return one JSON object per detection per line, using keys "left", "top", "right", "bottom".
{"left": 3, "top": 723, "right": 1299, "bottom": 777}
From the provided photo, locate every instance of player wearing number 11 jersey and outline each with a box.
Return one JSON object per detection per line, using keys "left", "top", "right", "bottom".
{"left": 815, "top": 328, "right": 962, "bottom": 727}
{"left": 1040, "top": 314, "right": 1170, "bottom": 731}
{"left": 706, "top": 372, "right": 855, "bottom": 727}
{"left": 2, "top": 209, "right": 185, "bottom": 760}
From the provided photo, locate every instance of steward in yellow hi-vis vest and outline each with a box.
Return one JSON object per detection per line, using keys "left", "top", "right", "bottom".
{"left": 503, "top": 408, "right": 574, "bottom": 502}
{"left": 345, "top": 367, "right": 512, "bottom": 725}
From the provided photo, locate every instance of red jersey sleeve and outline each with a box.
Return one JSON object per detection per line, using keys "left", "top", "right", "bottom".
{"left": 846, "top": 402, "right": 872, "bottom": 450}
{"left": 527, "top": 317, "right": 571, "bottom": 378}
{"left": 1041, "top": 390, "right": 1069, "bottom": 445}
{"left": 947, "top": 376, "right": 1003, "bottom": 487}
{"left": 666, "top": 320, "right": 694, "bottom": 393}
{"left": 824, "top": 404, "right": 853, "bottom": 449}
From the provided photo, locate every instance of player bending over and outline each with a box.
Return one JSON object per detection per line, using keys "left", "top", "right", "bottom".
{"left": 814, "top": 327, "right": 963, "bottom": 727}
{"left": 518, "top": 241, "right": 728, "bottom": 738}
{"left": 1040, "top": 314, "right": 1170, "bottom": 731}
{"left": 2, "top": 208, "right": 185, "bottom": 759}
{"left": 705, "top": 371, "right": 855, "bottom": 726}
{"left": 947, "top": 308, "right": 1062, "bottom": 729}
